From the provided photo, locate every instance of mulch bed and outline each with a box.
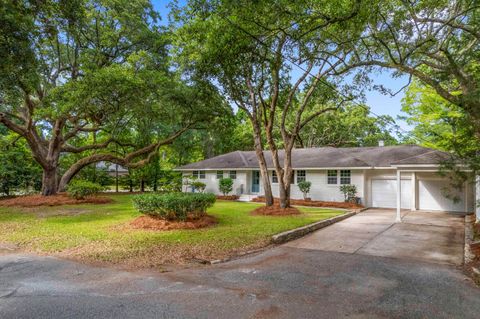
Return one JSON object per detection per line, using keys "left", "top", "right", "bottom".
{"left": 216, "top": 195, "right": 239, "bottom": 200}
{"left": 129, "top": 214, "right": 218, "bottom": 231}
{"left": 0, "top": 193, "right": 113, "bottom": 207}
{"left": 251, "top": 204, "right": 302, "bottom": 216}
{"left": 251, "top": 196, "right": 363, "bottom": 209}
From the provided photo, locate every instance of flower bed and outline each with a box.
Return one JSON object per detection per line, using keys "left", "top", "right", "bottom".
{"left": 250, "top": 204, "right": 301, "bottom": 216}
{"left": 216, "top": 195, "right": 239, "bottom": 201}
{"left": 251, "top": 196, "right": 363, "bottom": 209}
{"left": 0, "top": 193, "right": 112, "bottom": 207}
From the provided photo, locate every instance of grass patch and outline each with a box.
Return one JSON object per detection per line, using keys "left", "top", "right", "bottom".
{"left": 0, "top": 194, "right": 343, "bottom": 269}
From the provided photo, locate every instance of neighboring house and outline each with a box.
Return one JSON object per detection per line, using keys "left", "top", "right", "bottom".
{"left": 176, "top": 145, "right": 476, "bottom": 214}
{"left": 96, "top": 161, "right": 129, "bottom": 177}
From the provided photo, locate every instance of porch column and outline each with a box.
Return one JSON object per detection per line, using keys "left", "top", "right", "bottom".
{"left": 396, "top": 170, "right": 402, "bottom": 223}
{"left": 411, "top": 172, "right": 417, "bottom": 211}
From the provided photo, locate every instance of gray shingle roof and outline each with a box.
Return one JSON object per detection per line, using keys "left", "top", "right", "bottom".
{"left": 176, "top": 145, "right": 452, "bottom": 170}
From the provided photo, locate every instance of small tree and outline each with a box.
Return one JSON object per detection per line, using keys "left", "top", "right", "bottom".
{"left": 297, "top": 181, "right": 312, "bottom": 200}
{"left": 218, "top": 177, "right": 234, "bottom": 196}
{"left": 191, "top": 181, "right": 206, "bottom": 193}
{"left": 339, "top": 185, "right": 357, "bottom": 202}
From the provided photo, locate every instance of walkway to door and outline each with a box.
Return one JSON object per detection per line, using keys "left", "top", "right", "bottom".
{"left": 285, "top": 208, "right": 465, "bottom": 265}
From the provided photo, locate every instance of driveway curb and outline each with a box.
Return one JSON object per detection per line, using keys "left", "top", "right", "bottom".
{"left": 465, "top": 214, "right": 475, "bottom": 264}
{"left": 271, "top": 211, "right": 356, "bottom": 244}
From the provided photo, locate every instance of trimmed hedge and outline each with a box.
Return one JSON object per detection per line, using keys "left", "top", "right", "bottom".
{"left": 132, "top": 192, "right": 216, "bottom": 221}
{"left": 67, "top": 180, "right": 104, "bottom": 200}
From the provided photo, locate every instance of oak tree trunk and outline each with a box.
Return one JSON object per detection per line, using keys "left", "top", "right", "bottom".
{"left": 41, "top": 168, "right": 58, "bottom": 196}
{"left": 252, "top": 126, "right": 274, "bottom": 206}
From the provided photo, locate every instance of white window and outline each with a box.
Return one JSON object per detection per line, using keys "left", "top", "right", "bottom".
{"left": 297, "top": 170, "right": 306, "bottom": 183}
{"left": 229, "top": 170, "right": 237, "bottom": 179}
{"left": 272, "top": 171, "right": 278, "bottom": 183}
{"left": 216, "top": 170, "right": 224, "bottom": 179}
{"left": 340, "top": 170, "right": 351, "bottom": 184}
{"left": 327, "top": 170, "right": 338, "bottom": 184}
{"left": 194, "top": 170, "right": 206, "bottom": 179}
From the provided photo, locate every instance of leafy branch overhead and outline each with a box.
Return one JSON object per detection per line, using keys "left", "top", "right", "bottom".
{"left": 0, "top": 0, "right": 228, "bottom": 195}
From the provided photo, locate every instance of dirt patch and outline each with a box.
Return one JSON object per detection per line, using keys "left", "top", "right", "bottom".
{"left": 0, "top": 242, "right": 19, "bottom": 254}
{"left": 251, "top": 204, "right": 301, "bottom": 216}
{"left": 0, "top": 193, "right": 113, "bottom": 207}
{"left": 253, "top": 305, "right": 282, "bottom": 318}
{"left": 129, "top": 214, "right": 218, "bottom": 231}
{"left": 216, "top": 195, "right": 239, "bottom": 200}
{"left": 251, "top": 196, "right": 363, "bottom": 209}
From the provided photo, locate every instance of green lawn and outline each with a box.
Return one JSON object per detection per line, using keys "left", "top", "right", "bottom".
{"left": 0, "top": 195, "right": 343, "bottom": 269}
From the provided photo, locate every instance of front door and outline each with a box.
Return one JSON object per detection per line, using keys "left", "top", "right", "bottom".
{"left": 251, "top": 171, "right": 260, "bottom": 193}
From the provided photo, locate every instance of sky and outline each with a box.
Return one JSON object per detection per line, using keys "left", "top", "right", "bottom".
{"left": 151, "top": 0, "right": 412, "bottom": 134}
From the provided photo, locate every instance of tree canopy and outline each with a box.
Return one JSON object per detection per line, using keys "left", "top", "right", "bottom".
{"left": 172, "top": 0, "right": 368, "bottom": 207}
{"left": 0, "top": 0, "right": 229, "bottom": 195}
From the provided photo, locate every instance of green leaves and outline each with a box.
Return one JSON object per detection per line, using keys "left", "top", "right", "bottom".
{"left": 67, "top": 180, "right": 105, "bottom": 200}
{"left": 218, "top": 177, "right": 233, "bottom": 196}
{"left": 0, "top": 132, "right": 42, "bottom": 196}
{"left": 297, "top": 181, "right": 311, "bottom": 199}
{"left": 132, "top": 192, "right": 216, "bottom": 221}
{"left": 401, "top": 80, "right": 477, "bottom": 163}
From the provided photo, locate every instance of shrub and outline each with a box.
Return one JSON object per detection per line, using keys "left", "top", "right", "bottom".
{"left": 297, "top": 181, "right": 312, "bottom": 199}
{"left": 191, "top": 181, "right": 206, "bottom": 193}
{"left": 218, "top": 177, "right": 233, "bottom": 195}
{"left": 67, "top": 180, "right": 104, "bottom": 199}
{"left": 339, "top": 185, "right": 357, "bottom": 202}
{"left": 132, "top": 192, "right": 216, "bottom": 221}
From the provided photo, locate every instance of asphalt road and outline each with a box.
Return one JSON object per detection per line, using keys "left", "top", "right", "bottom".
{"left": 1, "top": 247, "right": 479, "bottom": 319}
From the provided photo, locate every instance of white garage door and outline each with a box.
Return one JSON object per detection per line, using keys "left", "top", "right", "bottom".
{"left": 418, "top": 179, "right": 465, "bottom": 212}
{"left": 371, "top": 179, "right": 412, "bottom": 209}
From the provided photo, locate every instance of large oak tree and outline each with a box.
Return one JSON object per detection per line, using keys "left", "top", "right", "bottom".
{"left": 0, "top": 0, "right": 226, "bottom": 195}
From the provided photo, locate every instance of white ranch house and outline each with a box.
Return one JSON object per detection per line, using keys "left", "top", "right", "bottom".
{"left": 176, "top": 145, "right": 479, "bottom": 221}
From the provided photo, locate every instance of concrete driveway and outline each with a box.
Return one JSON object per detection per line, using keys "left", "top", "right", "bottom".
{"left": 285, "top": 209, "right": 465, "bottom": 265}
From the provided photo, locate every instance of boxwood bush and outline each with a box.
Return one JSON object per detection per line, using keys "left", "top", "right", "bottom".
{"left": 132, "top": 192, "right": 216, "bottom": 221}
{"left": 67, "top": 180, "right": 104, "bottom": 199}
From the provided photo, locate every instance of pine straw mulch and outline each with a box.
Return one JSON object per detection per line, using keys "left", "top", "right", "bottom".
{"left": 250, "top": 204, "right": 302, "bottom": 216}
{"left": 0, "top": 193, "right": 113, "bottom": 207}
{"left": 251, "top": 196, "right": 363, "bottom": 209}
{"left": 216, "top": 195, "right": 240, "bottom": 200}
{"left": 128, "top": 214, "right": 218, "bottom": 231}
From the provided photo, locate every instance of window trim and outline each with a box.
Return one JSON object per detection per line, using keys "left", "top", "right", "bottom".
{"left": 327, "top": 170, "right": 338, "bottom": 185}
{"left": 271, "top": 171, "right": 278, "bottom": 183}
{"left": 296, "top": 170, "right": 306, "bottom": 184}
{"left": 339, "top": 170, "right": 351, "bottom": 185}
{"left": 229, "top": 170, "right": 237, "bottom": 179}
{"left": 216, "top": 170, "right": 224, "bottom": 179}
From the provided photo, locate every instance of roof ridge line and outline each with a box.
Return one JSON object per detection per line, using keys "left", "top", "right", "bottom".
{"left": 392, "top": 149, "right": 439, "bottom": 163}
{"left": 237, "top": 151, "right": 249, "bottom": 168}
{"left": 335, "top": 148, "right": 372, "bottom": 167}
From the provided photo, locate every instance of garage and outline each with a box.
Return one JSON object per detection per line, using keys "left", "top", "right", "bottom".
{"left": 418, "top": 179, "right": 465, "bottom": 212}
{"left": 371, "top": 179, "right": 412, "bottom": 209}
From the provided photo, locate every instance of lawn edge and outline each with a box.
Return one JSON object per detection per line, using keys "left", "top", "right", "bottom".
{"left": 271, "top": 211, "right": 357, "bottom": 244}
